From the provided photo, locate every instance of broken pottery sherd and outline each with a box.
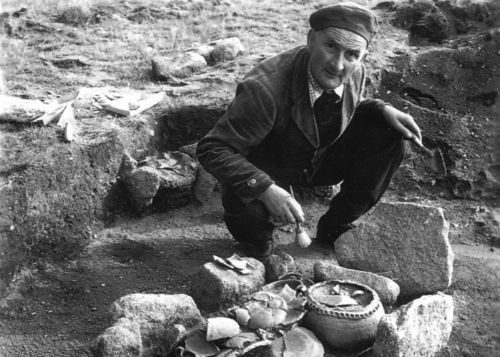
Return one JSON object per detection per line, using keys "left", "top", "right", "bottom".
{"left": 206, "top": 317, "right": 240, "bottom": 341}
{"left": 231, "top": 307, "right": 251, "bottom": 327}
{"left": 270, "top": 327, "right": 324, "bottom": 357}
{"left": 261, "top": 279, "right": 308, "bottom": 326}
{"left": 223, "top": 332, "right": 259, "bottom": 349}
{"left": 184, "top": 330, "right": 220, "bottom": 357}
{"left": 245, "top": 291, "right": 288, "bottom": 330}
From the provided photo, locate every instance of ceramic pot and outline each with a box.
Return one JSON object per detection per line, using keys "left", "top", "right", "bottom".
{"left": 303, "top": 280, "right": 384, "bottom": 350}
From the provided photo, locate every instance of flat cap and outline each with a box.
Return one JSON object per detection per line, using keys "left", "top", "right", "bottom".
{"left": 309, "top": 2, "right": 378, "bottom": 44}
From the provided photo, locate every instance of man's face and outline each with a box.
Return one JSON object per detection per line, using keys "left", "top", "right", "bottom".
{"left": 307, "top": 28, "right": 367, "bottom": 90}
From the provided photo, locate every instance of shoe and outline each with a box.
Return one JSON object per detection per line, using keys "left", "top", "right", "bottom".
{"left": 242, "top": 240, "right": 274, "bottom": 260}
{"left": 315, "top": 215, "right": 355, "bottom": 247}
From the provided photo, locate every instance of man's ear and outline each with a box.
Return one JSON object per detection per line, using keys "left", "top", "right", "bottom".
{"left": 361, "top": 50, "right": 369, "bottom": 61}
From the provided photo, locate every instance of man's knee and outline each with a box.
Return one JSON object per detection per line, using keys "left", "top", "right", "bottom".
{"left": 222, "top": 191, "right": 272, "bottom": 243}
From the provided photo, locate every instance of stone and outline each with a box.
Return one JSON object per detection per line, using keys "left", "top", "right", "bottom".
{"left": 209, "top": 37, "right": 244, "bottom": 63}
{"left": 335, "top": 202, "right": 454, "bottom": 297}
{"left": 91, "top": 318, "right": 142, "bottom": 357}
{"left": 270, "top": 327, "right": 324, "bottom": 357}
{"left": 126, "top": 166, "right": 161, "bottom": 201}
{"left": 111, "top": 293, "right": 203, "bottom": 356}
{"left": 178, "top": 143, "right": 197, "bottom": 158}
{"left": 314, "top": 262, "right": 400, "bottom": 306}
{"left": 178, "top": 143, "right": 218, "bottom": 204}
{"left": 123, "top": 152, "right": 198, "bottom": 211}
{"left": 190, "top": 258, "right": 265, "bottom": 311}
{"left": 373, "top": 293, "right": 454, "bottom": 357}
{"left": 0, "top": 94, "right": 50, "bottom": 123}
{"left": 192, "top": 167, "right": 218, "bottom": 204}
{"left": 164, "top": 324, "right": 187, "bottom": 354}
{"left": 151, "top": 52, "right": 207, "bottom": 80}
{"left": 264, "top": 253, "right": 295, "bottom": 283}
{"left": 192, "top": 44, "right": 215, "bottom": 62}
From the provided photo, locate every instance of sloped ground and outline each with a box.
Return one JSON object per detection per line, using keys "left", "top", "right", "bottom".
{"left": 0, "top": 0, "right": 499, "bottom": 356}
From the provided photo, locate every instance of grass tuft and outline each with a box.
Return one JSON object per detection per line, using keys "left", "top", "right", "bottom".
{"left": 55, "top": 5, "right": 94, "bottom": 26}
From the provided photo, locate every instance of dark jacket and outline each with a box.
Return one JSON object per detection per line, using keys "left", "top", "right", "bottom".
{"left": 196, "top": 46, "right": 385, "bottom": 199}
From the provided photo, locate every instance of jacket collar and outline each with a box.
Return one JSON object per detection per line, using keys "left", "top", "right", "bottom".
{"left": 289, "top": 47, "right": 359, "bottom": 149}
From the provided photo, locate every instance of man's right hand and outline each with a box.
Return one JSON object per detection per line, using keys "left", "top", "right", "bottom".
{"left": 258, "top": 184, "right": 305, "bottom": 225}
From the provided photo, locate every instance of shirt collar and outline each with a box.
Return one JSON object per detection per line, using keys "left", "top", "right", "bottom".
{"left": 307, "top": 64, "right": 344, "bottom": 107}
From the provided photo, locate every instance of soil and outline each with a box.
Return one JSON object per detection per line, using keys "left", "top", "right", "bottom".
{"left": 0, "top": 0, "right": 499, "bottom": 356}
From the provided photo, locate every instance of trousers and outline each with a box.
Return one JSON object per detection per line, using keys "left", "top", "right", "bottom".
{"left": 221, "top": 106, "right": 406, "bottom": 245}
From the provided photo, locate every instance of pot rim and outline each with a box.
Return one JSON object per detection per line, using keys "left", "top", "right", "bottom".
{"left": 307, "top": 280, "right": 382, "bottom": 320}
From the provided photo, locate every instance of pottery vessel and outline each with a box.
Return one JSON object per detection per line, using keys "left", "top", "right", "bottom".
{"left": 303, "top": 280, "right": 384, "bottom": 350}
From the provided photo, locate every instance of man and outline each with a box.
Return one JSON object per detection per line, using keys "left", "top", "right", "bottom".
{"left": 196, "top": 2, "right": 421, "bottom": 259}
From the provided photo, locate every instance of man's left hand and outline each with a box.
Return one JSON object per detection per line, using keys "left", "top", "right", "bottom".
{"left": 382, "top": 105, "right": 422, "bottom": 143}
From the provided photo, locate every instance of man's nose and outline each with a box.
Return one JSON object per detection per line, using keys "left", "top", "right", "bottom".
{"left": 330, "top": 51, "right": 344, "bottom": 72}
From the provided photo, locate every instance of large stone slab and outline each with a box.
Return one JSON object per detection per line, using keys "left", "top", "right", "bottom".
{"left": 190, "top": 258, "right": 265, "bottom": 311}
{"left": 373, "top": 293, "right": 454, "bottom": 357}
{"left": 335, "top": 202, "right": 454, "bottom": 297}
{"left": 314, "top": 261, "right": 400, "bottom": 306}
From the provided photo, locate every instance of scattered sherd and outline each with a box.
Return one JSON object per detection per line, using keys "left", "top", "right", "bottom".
{"left": 314, "top": 261, "right": 400, "bottom": 306}
{"left": 105, "top": 92, "right": 165, "bottom": 117}
{"left": 111, "top": 293, "right": 203, "bottom": 356}
{"left": 335, "top": 202, "right": 454, "bottom": 297}
{"left": 91, "top": 317, "right": 143, "bottom": 357}
{"left": 190, "top": 257, "right": 265, "bottom": 311}
{"left": 270, "top": 327, "right": 324, "bottom": 357}
{"left": 151, "top": 52, "right": 207, "bottom": 80}
{"left": 373, "top": 293, "right": 454, "bottom": 357}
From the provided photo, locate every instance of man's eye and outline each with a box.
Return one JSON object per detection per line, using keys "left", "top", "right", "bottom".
{"left": 345, "top": 52, "right": 359, "bottom": 61}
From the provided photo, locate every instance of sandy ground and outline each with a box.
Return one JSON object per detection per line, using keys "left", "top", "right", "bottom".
{"left": 0, "top": 194, "right": 499, "bottom": 356}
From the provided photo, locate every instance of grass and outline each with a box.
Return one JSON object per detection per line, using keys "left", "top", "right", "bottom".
{"left": 1, "top": 0, "right": 315, "bottom": 95}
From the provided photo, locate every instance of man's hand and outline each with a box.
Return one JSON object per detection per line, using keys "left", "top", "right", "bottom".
{"left": 258, "top": 184, "right": 305, "bottom": 225}
{"left": 382, "top": 105, "right": 422, "bottom": 143}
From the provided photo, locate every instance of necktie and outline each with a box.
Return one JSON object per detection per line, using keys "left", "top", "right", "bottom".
{"left": 313, "top": 91, "right": 342, "bottom": 147}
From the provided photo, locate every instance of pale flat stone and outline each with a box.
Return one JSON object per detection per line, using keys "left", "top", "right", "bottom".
{"left": 190, "top": 258, "right": 265, "bottom": 311}
{"left": 335, "top": 202, "right": 454, "bottom": 297}
{"left": 314, "top": 261, "right": 400, "bottom": 306}
{"left": 373, "top": 293, "right": 454, "bottom": 357}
